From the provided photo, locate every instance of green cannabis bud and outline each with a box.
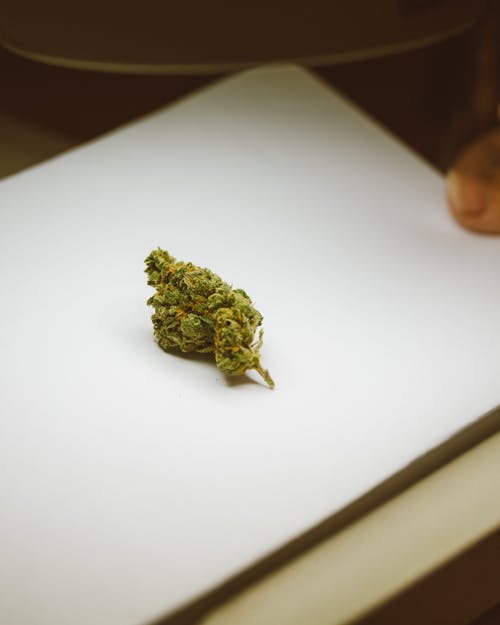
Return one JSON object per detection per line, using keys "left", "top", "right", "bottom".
{"left": 145, "top": 248, "right": 274, "bottom": 388}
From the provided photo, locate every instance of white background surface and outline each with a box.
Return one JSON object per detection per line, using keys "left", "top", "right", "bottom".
{"left": 0, "top": 66, "right": 499, "bottom": 625}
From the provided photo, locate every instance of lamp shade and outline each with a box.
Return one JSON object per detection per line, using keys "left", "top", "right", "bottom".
{"left": 0, "top": 0, "right": 486, "bottom": 73}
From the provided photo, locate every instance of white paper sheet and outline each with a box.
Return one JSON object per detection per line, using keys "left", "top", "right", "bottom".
{"left": 0, "top": 66, "right": 499, "bottom": 625}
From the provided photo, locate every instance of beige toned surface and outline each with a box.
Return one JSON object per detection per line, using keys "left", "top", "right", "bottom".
{"left": 202, "top": 431, "right": 500, "bottom": 625}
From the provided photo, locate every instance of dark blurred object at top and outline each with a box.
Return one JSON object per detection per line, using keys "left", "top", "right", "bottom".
{"left": 0, "top": 0, "right": 485, "bottom": 73}
{"left": 0, "top": 0, "right": 498, "bottom": 178}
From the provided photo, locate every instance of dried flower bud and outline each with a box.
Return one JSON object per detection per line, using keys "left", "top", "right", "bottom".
{"left": 145, "top": 248, "right": 274, "bottom": 388}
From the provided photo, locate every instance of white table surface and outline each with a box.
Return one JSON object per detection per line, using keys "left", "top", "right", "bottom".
{"left": 0, "top": 65, "right": 499, "bottom": 625}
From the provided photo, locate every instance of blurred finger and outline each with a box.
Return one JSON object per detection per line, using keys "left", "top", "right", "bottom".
{"left": 446, "top": 128, "right": 500, "bottom": 234}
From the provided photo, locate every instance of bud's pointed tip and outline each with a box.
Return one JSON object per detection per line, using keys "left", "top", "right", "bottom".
{"left": 255, "top": 363, "right": 275, "bottom": 389}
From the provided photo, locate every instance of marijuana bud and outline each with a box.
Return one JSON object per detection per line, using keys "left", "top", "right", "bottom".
{"left": 145, "top": 248, "right": 274, "bottom": 388}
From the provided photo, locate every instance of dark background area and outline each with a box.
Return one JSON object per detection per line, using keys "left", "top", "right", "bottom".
{"left": 0, "top": 2, "right": 499, "bottom": 177}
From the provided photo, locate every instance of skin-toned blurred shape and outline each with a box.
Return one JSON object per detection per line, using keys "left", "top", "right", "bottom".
{"left": 445, "top": 4, "right": 500, "bottom": 235}
{"left": 446, "top": 125, "right": 500, "bottom": 235}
